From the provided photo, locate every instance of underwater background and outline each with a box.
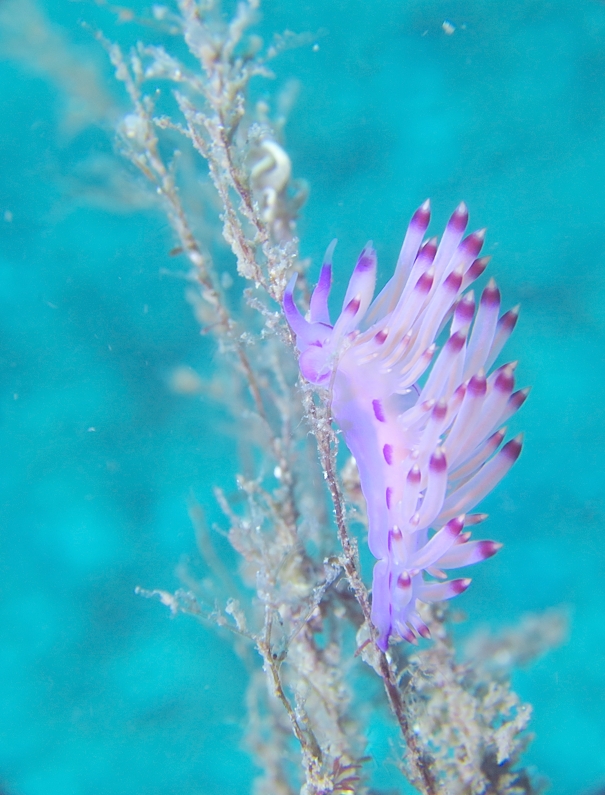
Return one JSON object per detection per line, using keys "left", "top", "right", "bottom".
{"left": 0, "top": 0, "right": 604, "bottom": 793}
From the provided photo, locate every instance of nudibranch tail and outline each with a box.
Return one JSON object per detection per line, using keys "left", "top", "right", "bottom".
{"left": 285, "top": 202, "right": 526, "bottom": 650}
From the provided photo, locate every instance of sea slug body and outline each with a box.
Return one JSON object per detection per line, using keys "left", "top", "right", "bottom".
{"left": 284, "top": 201, "right": 525, "bottom": 650}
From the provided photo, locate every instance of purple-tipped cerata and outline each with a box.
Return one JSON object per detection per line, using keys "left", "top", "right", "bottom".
{"left": 284, "top": 201, "right": 526, "bottom": 650}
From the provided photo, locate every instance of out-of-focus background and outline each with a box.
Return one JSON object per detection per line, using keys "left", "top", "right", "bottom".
{"left": 0, "top": 1, "right": 604, "bottom": 793}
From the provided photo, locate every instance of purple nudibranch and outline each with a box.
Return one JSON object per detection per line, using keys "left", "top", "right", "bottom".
{"left": 284, "top": 201, "right": 526, "bottom": 650}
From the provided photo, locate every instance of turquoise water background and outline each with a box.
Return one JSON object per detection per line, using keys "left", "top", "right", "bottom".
{"left": 1, "top": 0, "right": 604, "bottom": 793}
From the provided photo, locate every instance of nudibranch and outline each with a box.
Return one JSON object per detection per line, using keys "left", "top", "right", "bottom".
{"left": 284, "top": 201, "right": 526, "bottom": 650}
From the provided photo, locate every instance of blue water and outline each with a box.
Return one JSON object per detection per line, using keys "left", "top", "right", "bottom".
{"left": 1, "top": 1, "right": 604, "bottom": 793}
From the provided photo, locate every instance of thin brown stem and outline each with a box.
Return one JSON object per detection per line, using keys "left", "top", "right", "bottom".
{"left": 305, "top": 392, "right": 439, "bottom": 794}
